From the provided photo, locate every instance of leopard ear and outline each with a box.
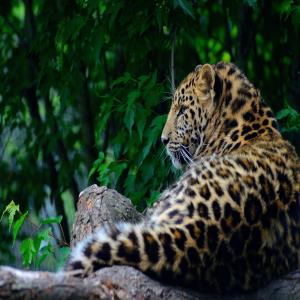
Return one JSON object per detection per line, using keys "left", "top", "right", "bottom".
{"left": 194, "top": 64, "right": 202, "bottom": 71}
{"left": 199, "top": 64, "right": 215, "bottom": 89}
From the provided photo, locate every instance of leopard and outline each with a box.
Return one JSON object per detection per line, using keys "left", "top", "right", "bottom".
{"left": 66, "top": 62, "right": 300, "bottom": 292}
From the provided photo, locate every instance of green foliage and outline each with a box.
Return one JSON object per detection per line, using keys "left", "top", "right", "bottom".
{"left": 277, "top": 103, "right": 300, "bottom": 133}
{"left": 13, "top": 211, "right": 28, "bottom": 244}
{"left": 20, "top": 238, "right": 36, "bottom": 267}
{"left": 92, "top": 71, "right": 174, "bottom": 208}
{"left": 41, "top": 216, "right": 63, "bottom": 225}
{"left": 1, "top": 201, "right": 69, "bottom": 269}
{"left": 0, "top": 200, "right": 21, "bottom": 231}
{"left": 0, "top": 0, "right": 300, "bottom": 268}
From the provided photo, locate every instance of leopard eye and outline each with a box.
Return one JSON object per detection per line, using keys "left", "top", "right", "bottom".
{"left": 178, "top": 106, "right": 186, "bottom": 116}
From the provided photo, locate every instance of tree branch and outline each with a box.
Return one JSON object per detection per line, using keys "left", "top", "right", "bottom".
{"left": 1, "top": 185, "right": 300, "bottom": 299}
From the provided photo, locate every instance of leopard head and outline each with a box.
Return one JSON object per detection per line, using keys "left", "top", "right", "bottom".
{"left": 161, "top": 64, "right": 224, "bottom": 169}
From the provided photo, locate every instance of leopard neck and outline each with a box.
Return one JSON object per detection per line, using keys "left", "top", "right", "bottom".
{"left": 194, "top": 62, "right": 281, "bottom": 159}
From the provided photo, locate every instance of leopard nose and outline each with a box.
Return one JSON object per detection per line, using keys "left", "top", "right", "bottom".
{"left": 161, "top": 136, "right": 169, "bottom": 145}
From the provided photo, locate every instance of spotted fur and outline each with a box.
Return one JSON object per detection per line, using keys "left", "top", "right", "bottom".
{"left": 67, "top": 62, "right": 300, "bottom": 292}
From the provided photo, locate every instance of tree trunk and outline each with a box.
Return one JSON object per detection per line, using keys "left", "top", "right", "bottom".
{"left": 1, "top": 185, "right": 300, "bottom": 300}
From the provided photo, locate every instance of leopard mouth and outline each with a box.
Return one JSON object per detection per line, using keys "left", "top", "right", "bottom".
{"left": 166, "top": 144, "right": 193, "bottom": 169}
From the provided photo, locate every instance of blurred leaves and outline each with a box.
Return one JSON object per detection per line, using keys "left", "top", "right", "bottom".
{"left": 1, "top": 201, "right": 68, "bottom": 268}
{"left": 277, "top": 104, "right": 300, "bottom": 133}
{"left": 41, "top": 215, "right": 63, "bottom": 225}
{"left": 174, "top": 0, "right": 195, "bottom": 18}
{"left": 0, "top": 201, "right": 20, "bottom": 231}
{"left": 56, "top": 247, "right": 71, "bottom": 270}
{"left": 0, "top": 0, "right": 300, "bottom": 267}
{"left": 12, "top": 211, "right": 28, "bottom": 245}
{"left": 20, "top": 238, "right": 35, "bottom": 267}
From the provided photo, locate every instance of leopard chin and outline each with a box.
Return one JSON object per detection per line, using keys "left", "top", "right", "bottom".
{"left": 166, "top": 148, "right": 184, "bottom": 169}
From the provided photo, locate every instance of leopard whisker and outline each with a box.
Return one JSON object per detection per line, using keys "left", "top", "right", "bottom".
{"left": 180, "top": 147, "right": 196, "bottom": 167}
{"left": 179, "top": 150, "right": 191, "bottom": 167}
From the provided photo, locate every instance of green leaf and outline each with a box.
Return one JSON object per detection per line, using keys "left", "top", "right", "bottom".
{"left": 276, "top": 104, "right": 300, "bottom": 133}
{"left": 12, "top": 211, "right": 28, "bottom": 245}
{"left": 112, "top": 138, "right": 122, "bottom": 158}
{"left": 37, "top": 228, "right": 52, "bottom": 243}
{"left": 0, "top": 200, "right": 20, "bottom": 231}
{"left": 276, "top": 108, "right": 292, "bottom": 119}
{"left": 96, "top": 110, "right": 111, "bottom": 135}
{"left": 174, "top": 0, "right": 194, "bottom": 18}
{"left": 36, "top": 244, "right": 52, "bottom": 268}
{"left": 20, "top": 238, "right": 35, "bottom": 266}
{"left": 56, "top": 247, "right": 70, "bottom": 270}
{"left": 89, "top": 152, "right": 105, "bottom": 179}
{"left": 124, "top": 171, "right": 136, "bottom": 195}
{"left": 123, "top": 90, "right": 140, "bottom": 135}
{"left": 244, "top": 0, "right": 257, "bottom": 7}
{"left": 141, "top": 115, "right": 167, "bottom": 161}
{"left": 108, "top": 161, "right": 128, "bottom": 186}
{"left": 124, "top": 109, "right": 135, "bottom": 135}
{"left": 278, "top": 0, "right": 293, "bottom": 16}
{"left": 41, "top": 215, "right": 63, "bottom": 225}
{"left": 136, "top": 108, "right": 148, "bottom": 141}
{"left": 138, "top": 74, "right": 151, "bottom": 87}
{"left": 127, "top": 90, "right": 140, "bottom": 106}
{"left": 108, "top": 2, "right": 123, "bottom": 29}
{"left": 111, "top": 72, "right": 131, "bottom": 87}
{"left": 292, "top": 6, "right": 300, "bottom": 28}
{"left": 146, "top": 191, "right": 160, "bottom": 207}
{"left": 221, "top": 51, "right": 231, "bottom": 62}
{"left": 97, "top": 162, "right": 110, "bottom": 186}
{"left": 31, "top": 228, "right": 52, "bottom": 265}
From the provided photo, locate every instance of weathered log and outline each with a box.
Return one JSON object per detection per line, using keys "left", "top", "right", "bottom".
{"left": 1, "top": 184, "right": 300, "bottom": 300}
{"left": 70, "top": 185, "right": 143, "bottom": 247}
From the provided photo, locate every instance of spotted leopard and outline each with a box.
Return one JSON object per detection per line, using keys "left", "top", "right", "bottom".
{"left": 67, "top": 62, "right": 300, "bottom": 292}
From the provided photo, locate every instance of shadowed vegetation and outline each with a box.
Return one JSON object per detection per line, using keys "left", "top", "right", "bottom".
{"left": 0, "top": 0, "right": 299, "bottom": 267}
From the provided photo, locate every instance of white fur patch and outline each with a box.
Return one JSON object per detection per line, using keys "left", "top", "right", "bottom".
{"left": 116, "top": 222, "right": 131, "bottom": 232}
{"left": 70, "top": 222, "right": 134, "bottom": 262}
{"left": 70, "top": 234, "right": 93, "bottom": 261}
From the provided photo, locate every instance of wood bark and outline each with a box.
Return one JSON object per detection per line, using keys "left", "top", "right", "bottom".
{"left": 1, "top": 184, "right": 300, "bottom": 300}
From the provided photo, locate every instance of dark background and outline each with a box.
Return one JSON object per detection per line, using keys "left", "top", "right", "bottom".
{"left": 0, "top": 0, "right": 299, "bottom": 267}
